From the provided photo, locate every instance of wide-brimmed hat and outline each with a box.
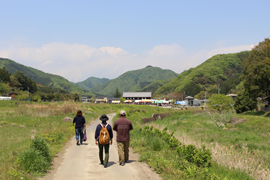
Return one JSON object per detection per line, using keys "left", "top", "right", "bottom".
{"left": 99, "top": 114, "right": 109, "bottom": 122}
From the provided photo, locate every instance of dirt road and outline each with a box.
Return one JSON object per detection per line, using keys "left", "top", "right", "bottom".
{"left": 40, "top": 113, "right": 162, "bottom": 180}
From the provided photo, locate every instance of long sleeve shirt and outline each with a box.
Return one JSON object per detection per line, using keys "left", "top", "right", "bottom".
{"left": 95, "top": 123, "right": 113, "bottom": 141}
{"left": 73, "top": 115, "right": 86, "bottom": 128}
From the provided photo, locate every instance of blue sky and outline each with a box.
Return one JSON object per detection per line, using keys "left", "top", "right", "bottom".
{"left": 0, "top": 0, "right": 270, "bottom": 82}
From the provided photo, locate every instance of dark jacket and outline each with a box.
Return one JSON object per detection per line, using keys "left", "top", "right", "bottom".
{"left": 95, "top": 123, "right": 113, "bottom": 141}
{"left": 73, "top": 115, "right": 86, "bottom": 128}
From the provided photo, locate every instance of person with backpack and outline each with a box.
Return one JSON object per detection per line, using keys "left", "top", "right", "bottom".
{"left": 113, "top": 110, "right": 133, "bottom": 166}
{"left": 95, "top": 114, "right": 113, "bottom": 168}
{"left": 73, "top": 110, "right": 86, "bottom": 145}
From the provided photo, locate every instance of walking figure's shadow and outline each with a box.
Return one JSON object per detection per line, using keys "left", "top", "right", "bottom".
{"left": 106, "top": 161, "right": 117, "bottom": 167}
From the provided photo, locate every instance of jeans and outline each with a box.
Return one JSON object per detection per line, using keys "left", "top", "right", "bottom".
{"left": 75, "top": 127, "right": 84, "bottom": 144}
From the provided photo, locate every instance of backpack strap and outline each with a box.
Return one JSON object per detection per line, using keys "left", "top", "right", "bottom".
{"left": 100, "top": 123, "right": 108, "bottom": 128}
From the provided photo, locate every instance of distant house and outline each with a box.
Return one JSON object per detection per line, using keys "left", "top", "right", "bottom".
{"left": 95, "top": 97, "right": 108, "bottom": 104}
{"left": 3, "top": 92, "right": 18, "bottom": 100}
{"left": 108, "top": 98, "right": 120, "bottom": 104}
{"left": 261, "top": 96, "right": 270, "bottom": 112}
{"left": 226, "top": 94, "right": 238, "bottom": 101}
{"left": 123, "top": 92, "right": 152, "bottom": 101}
{"left": 185, "top": 96, "right": 194, "bottom": 106}
{"left": 81, "top": 97, "right": 90, "bottom": 102}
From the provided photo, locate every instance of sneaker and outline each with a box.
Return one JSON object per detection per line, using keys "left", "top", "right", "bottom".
{"left": 77, "top": 140, "right": 79, "bottom": 145}
{"left": 120, "top": 162, "right": 125, "bottom": 166}
{"left": 104, "top": 164, "right": 107, "bottom": 168}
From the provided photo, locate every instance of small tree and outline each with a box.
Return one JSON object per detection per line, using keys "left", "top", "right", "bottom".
{"left": 206, "top": 94, "right": 234, "bottom": 127}
{"left": 0, "top": 83, "right": 10, "bottom": 95}
{"left": 17, "top": 91, "right": 29, "bottom": 100}
{"left": 234, "top": 91, "right": 257, "bottom": 113}
{"left": 120, "top": 97, "right": 126, "bottom": 104}
{"left": 113, "top": 88, "right": 121, "bottom": 98}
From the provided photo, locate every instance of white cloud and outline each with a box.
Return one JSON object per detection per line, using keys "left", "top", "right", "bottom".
{"left": 0, "top": 42, "right": 253, "bottom": 82}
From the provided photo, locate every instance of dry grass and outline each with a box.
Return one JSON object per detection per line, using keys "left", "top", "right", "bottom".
{"left": 175, "top": 131, "right": 270, "bottom": 180}
{"left": 15, "top": 102, "right": 79, "bottom": 117}
{"left": 144, "top": 123, "right": 270, "bottom": 180}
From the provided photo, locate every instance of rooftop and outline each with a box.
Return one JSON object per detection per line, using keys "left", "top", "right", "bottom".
{"left": 123, "top": 92, "right": 152, "bottom": 97}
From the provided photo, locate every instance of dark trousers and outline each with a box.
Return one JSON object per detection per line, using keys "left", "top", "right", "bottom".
{"left": 98, "top": 142, "right": 110, "bottom": 165}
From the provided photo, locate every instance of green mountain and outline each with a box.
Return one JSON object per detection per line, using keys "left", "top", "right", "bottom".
{"left": 154, "top": 51, "right": 250, "bottom": 97}
{"left": 0, "top": 58, "right": 95, "bottom": 96}
{"left": 75, "top": 77, "right": 110, "bottom": 90}
{"left": 140, "top": 78, "right": 175, "bottom": 94}
{"left": 90, "top": 66, "right": 178, "bottom": 97}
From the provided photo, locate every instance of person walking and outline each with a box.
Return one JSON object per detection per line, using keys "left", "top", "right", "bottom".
{"left": 95, "top": 114, "right": 113, "bottom": 168}
{"left": 113, "top": 110, "right": 133, "bottom": 166}
{"left": 73, "top": 110, "right": 86, "bottom": 145}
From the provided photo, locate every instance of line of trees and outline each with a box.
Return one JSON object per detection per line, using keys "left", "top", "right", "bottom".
{"left": 0, "top": 67, "right": 80, "bottom": 102}
{"left": 234, "top": 38, "right": 270, "bottom": 113}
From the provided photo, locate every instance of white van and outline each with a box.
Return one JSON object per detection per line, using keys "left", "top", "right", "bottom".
{"left": 0, "top": 97, "right": 12, "bottom": 100}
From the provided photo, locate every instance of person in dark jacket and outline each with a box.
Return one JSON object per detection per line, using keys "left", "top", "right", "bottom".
{"left": 95, "top": 114, "right": 113, "bottom": 168}
{"left": 73, "top": 110, "right": 86, "bottom": 145}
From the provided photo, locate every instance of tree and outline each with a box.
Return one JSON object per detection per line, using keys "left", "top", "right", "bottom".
{"left": 234, "top": 91, "right": 257, "bottom": 113}
{"left": 120, "top": 97, "right": 126, "bottom": 103}
{"left": 0, "top": 83, "right": 10, "bottom": 94}
{"left": 240, "top": 38, "right": 270, "bottom": 98}
{"left": 17, "top": 91, "right": 29, "bottom": 100}
{"left": 113, "top": 87, "right": 121, "bottom": 98}
{"left": 0, "top": 67, "right": 11, "bottom": 83}
{"left": 31, "top": 93, "right": 41, "bottom": 102}
{"left": 206, "top": 94, "right": 234, "bottom": 128}
{"left": 208, "top": 94, "right": 234, "bottom": 113}
{"left": 10, "top": 75, "right": 21, "bottom": 88}
{"left": 13, "top": 71, "right": 37, "bottom": 93}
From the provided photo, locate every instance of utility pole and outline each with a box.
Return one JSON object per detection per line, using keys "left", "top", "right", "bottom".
{"left": 218, "top": 84, "right": 220, "bottom": 94}
{"left": 205, "top": 87, "right": 206, "bottom": 109}
{"left": 27, "top": 87, "right": 29, "bottom": 101}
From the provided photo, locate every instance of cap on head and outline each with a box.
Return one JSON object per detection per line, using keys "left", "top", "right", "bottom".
{"left": 99, "top": 114, "right": 109, "bottom": 122}
{"left": 119, "top": 110, "right": 126, "bottom": 116}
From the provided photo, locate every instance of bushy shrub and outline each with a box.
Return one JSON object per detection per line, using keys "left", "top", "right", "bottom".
{"left": 18, "top": 148, "right": 49, "bottom": 172}
{"left": 30, "top": 137, "right": 51, "bottom": 162}
{"left": 176, "top": 145, "right": 211, "bottom": 167}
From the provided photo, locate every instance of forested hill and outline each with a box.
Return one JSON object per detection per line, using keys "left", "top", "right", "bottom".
{"left": 154, "top": 51, "right": 250, "bottom": 97}
{"left": 90, "top": 66, "right": 178, "bottom": 97}
{"left": 75, "top": 77, "right": 110, "bottom": 90}
{"left": 0, "top": 58, "right": 95, "bottom": 95}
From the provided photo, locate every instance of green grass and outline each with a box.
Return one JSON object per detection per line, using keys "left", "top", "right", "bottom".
{"left": 111, "top": 106, "right": 260, "bottom": 180}
{"left": 0, "top": 101, "right": 118, "bottom": 180}
{"left": 0, "top": 101, "right": 269, "bottom": 180}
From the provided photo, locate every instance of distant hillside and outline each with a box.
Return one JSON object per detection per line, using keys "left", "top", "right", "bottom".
{"left": 140, "top": 78, "right": 175, "bottom": 94}
{"left": 154, "top": 51, "right": 250, "bottom": 97}
{"left": 75, "top": 77, "right": 110, "bottom": 90}
{"left": 0, "top": 58, "right": 95, "bottom": 96}
{"left": 90, "top": 66, "right": 178, "bottom": 97}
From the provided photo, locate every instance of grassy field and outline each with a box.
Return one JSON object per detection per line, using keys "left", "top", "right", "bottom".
{"left": 0, "top": 101, "right": 269, "bottom": 180}
{"left": 0, "top": 101, "right": 119, "bottom": 180}
{"left": 112, "top": 106, "right": 269, "bottom": 180}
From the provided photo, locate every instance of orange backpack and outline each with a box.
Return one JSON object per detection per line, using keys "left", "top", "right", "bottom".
{"left": 99, "top": 124, "right": 110, "bottom": 144}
